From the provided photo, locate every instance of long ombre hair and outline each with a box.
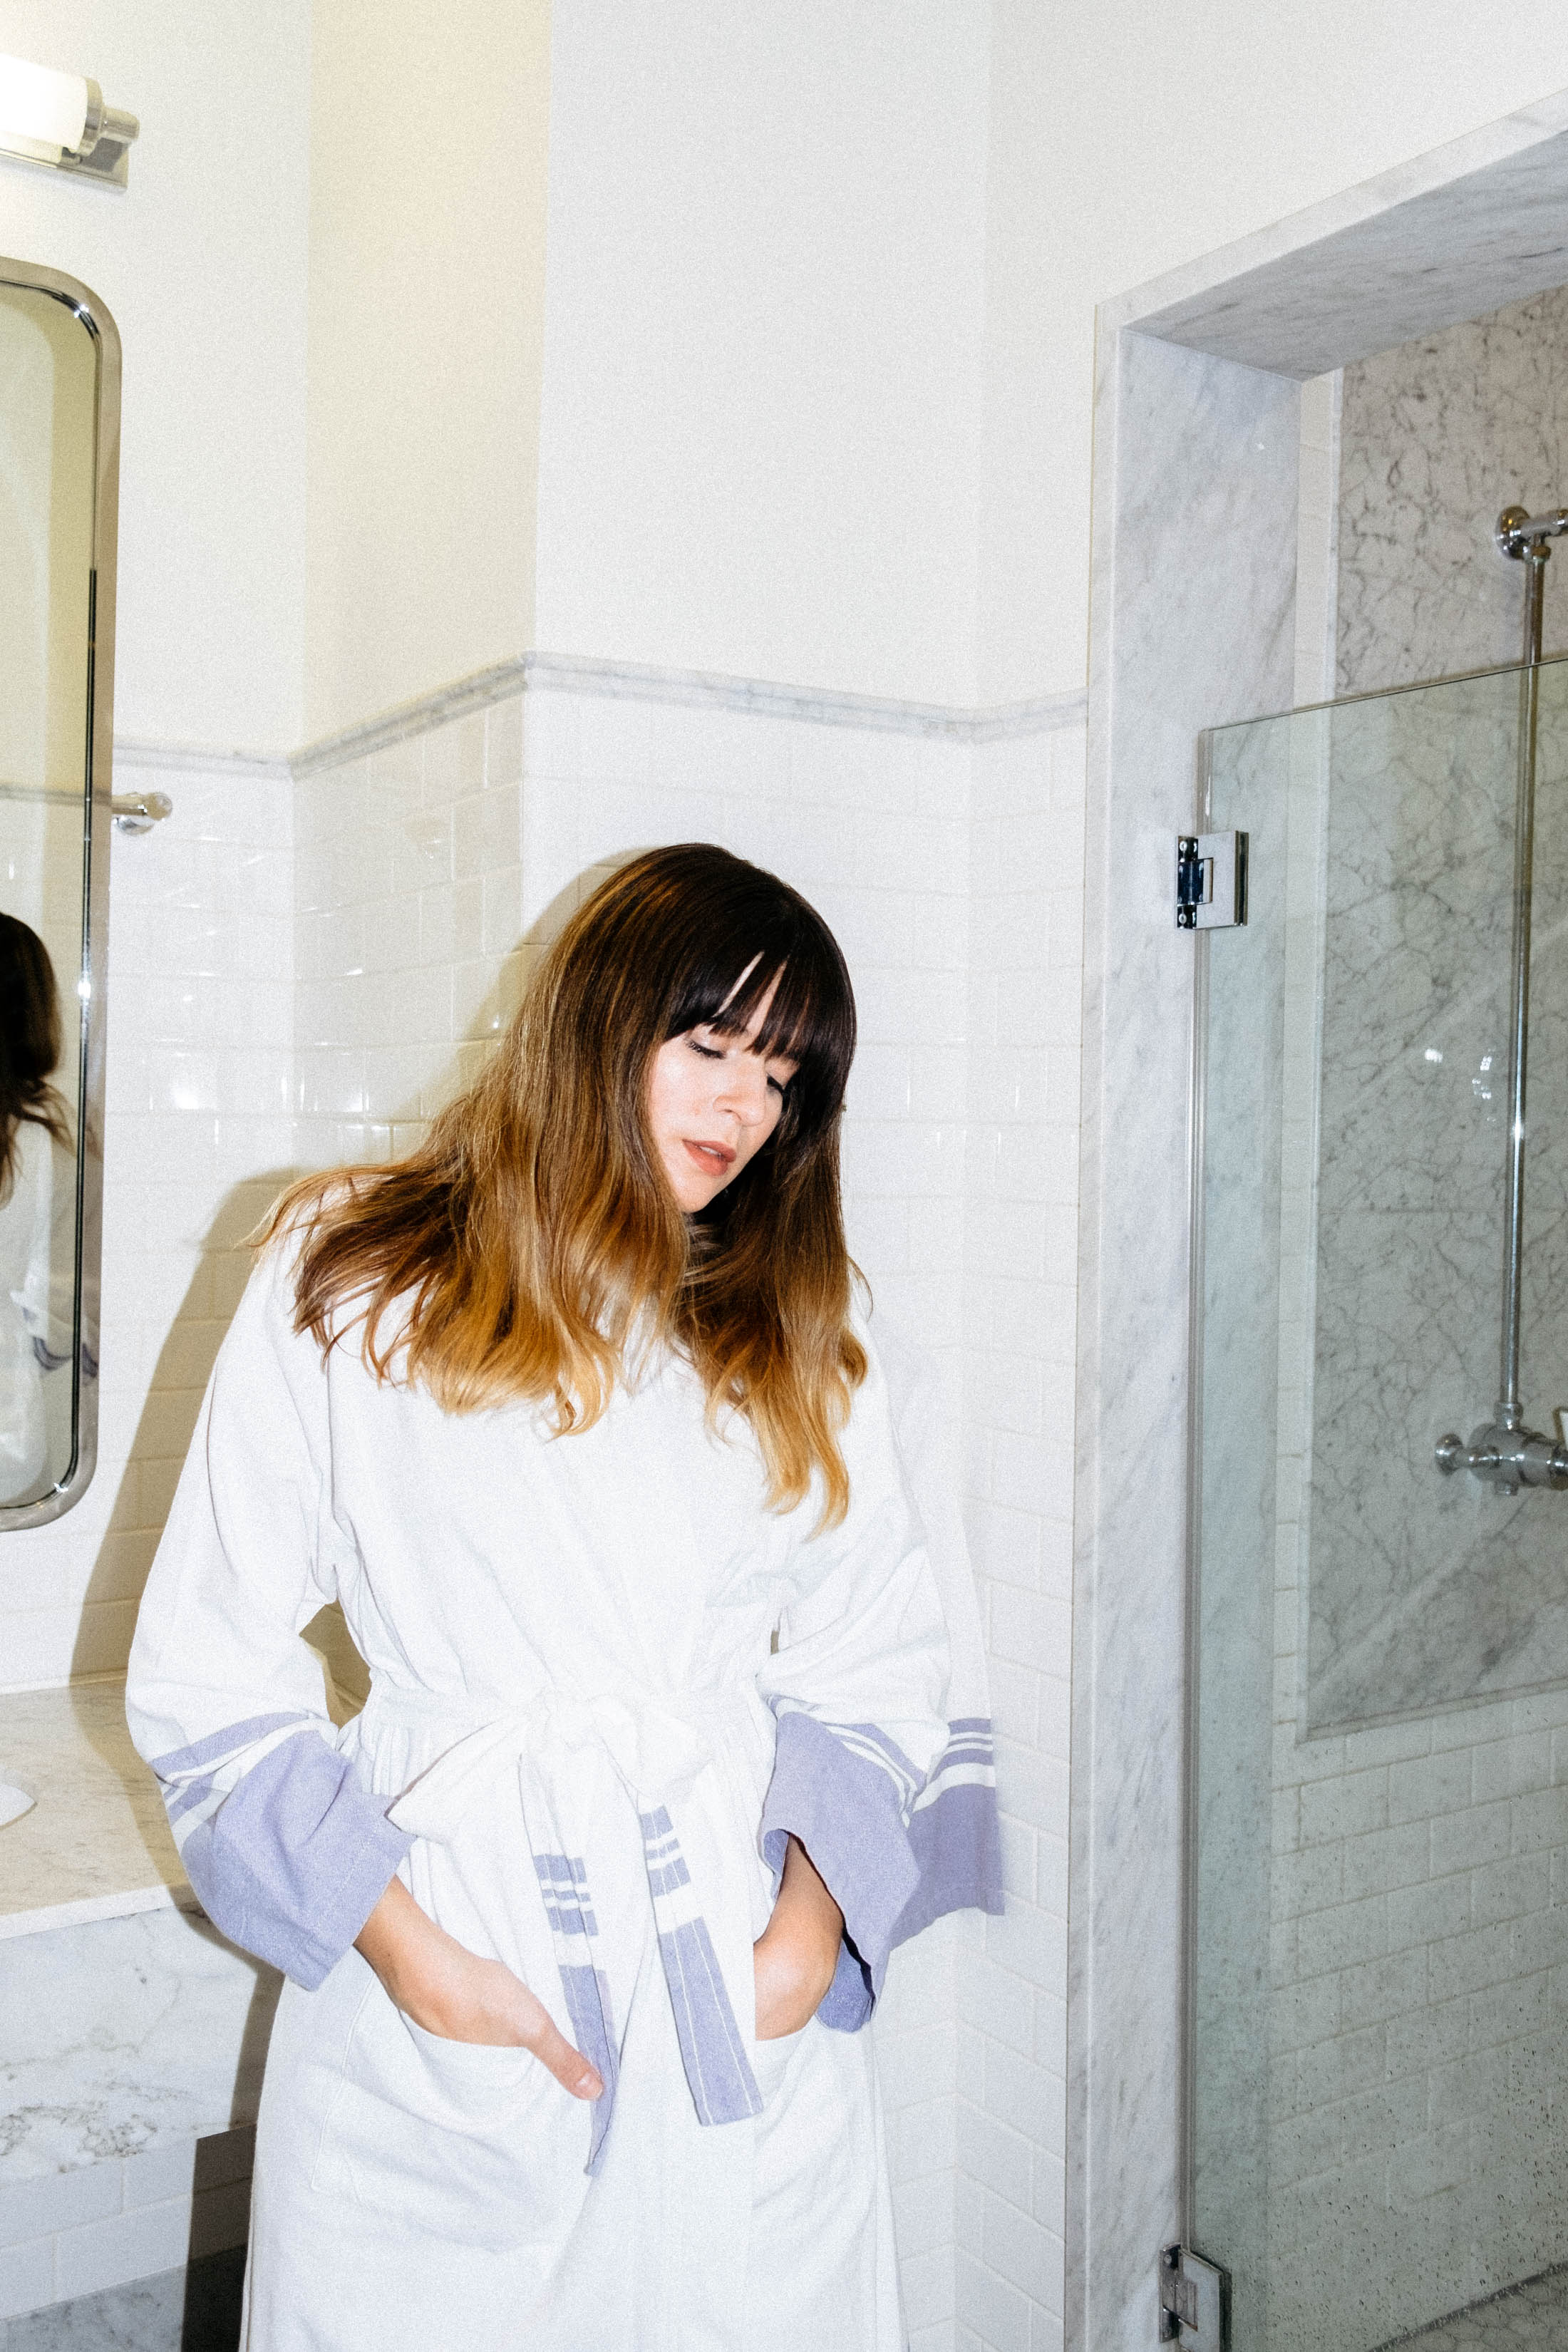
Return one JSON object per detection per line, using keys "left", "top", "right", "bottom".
{"left": 0, "top": 915, "right": 71, "bottom": 1201}
{"left": 266, "top": 844, "right": 866, "bottom": 1523}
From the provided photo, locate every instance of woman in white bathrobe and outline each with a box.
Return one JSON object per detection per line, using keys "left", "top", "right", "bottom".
{"left": 127, "top": 844, "right": 1000, "bottom": 2351}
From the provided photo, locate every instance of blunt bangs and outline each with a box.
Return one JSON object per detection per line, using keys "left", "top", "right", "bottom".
{"left": 661, "top": 863, "right": 855, "bottom": 1140}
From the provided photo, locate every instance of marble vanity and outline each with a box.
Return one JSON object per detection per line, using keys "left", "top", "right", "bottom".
{"left": 0, "top": 1682, "right": 279, "bottom": 2322}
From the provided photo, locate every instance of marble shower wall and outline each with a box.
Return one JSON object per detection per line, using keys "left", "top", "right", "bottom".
{"left": 1305, "top": 671, "right": 1568, "bottom": 1730}
{"left": 1337, "top": 279, "right": 1568, "bottom": 694}
{"left": 1069, "top": 328, "right": 1302, "bottom": 2352}
{"left": 1076, "top": 107, "right": 1568, "bottom": 2352}
{"left": 1202, "top": 681, "right": 1568, "bottom": 2352}
{"left": 1194, "top": 302, "right": 1568, "bottom": 2352}
{"left": 1307, "top": 284, "right": 1568, "bottom": 1728}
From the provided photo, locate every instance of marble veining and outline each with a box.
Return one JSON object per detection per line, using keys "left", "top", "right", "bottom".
{"left": 1338, "top": 283, "right": 1568, "bottom": 696}
{"left": 0, "top": 1686, "right": 279, "bottom": 2192}
{"left": 1299, "top": 567, "right": 1568, "bottom": 1727}
{"left": 286, "top": 652, "right": 1088, "bottom": 778}
{"left": 0, "top": 2246, "right": 245, "bottom": 2351}
{"left": 1070, "top": 326, "right": 1299, "bottom": 2352}
{"left": 1129, "top": 111, "right": 1568, "bottom": 381}
{"left": 1076, "top": 90, "right": 1568, "bottom": 2352}
{"left": 1190, "top": 704, "right": 1304, "bottom": 2347}
{"left": 0, "top": 1908, "right": 279, "bottom": 2184}
{"left": 1197, "top": 665, "right": 1568, "bottom": 2351}
{"left": 1177, "top": 307, "right": 1568, "bottom": 2352}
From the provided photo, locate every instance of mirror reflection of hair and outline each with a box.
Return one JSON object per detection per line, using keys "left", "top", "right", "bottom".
{"left": 0, "top": 912, "right": 73, "bottom": 1502}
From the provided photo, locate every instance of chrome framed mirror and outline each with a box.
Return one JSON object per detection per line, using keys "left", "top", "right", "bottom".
{"left": 0, "top": 258, "right": 118, "bottom": 1527}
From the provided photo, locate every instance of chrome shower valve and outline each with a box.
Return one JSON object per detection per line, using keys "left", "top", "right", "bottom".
{"left": 1435, "top": 1410, "right": 1568, "bottom": 1494}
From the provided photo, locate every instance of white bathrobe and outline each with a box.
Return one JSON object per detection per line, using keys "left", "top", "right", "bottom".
{"left": 126, "top": 1244, "right": 1000, "bottom": 2351}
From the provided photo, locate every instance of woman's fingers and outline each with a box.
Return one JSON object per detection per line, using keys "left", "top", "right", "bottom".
{"left": 514, "top": 1984, "right": 603, "bottom": 2100}
{"left": 356, "top": 1894, "right": 604, "bottom": 2094}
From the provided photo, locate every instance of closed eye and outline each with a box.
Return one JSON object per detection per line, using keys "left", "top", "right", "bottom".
{"left": 686, "top": 1032, "right": 793, "bottom": 1095}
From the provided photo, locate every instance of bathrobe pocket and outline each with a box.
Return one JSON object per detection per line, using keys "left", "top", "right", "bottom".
{"left": 312, "top": 1978, "right": 590, "bottom": 2250}
{"left": 750, "top": 2016, "right": 813, "bottom": 2108}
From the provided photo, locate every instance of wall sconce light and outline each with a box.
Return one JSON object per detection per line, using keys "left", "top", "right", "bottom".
{"left": 0, "top": 53, "right": 138, "bottom": 188}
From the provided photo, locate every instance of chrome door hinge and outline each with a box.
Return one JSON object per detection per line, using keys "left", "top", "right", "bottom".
{"left": 1158, "top": 2244, "right": 1229, "bottom": 2348}
{"left": 1176, "top": 832, "right": 1248, "bottom": 929}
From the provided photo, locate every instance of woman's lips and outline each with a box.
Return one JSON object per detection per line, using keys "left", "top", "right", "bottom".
{"left": 683, "top": 1138, "right": 736, "bottom": 1175}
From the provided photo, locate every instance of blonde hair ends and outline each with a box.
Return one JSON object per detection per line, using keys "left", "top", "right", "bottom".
{"left": 263, "top": 845, "right": 866, "bottom": 1525}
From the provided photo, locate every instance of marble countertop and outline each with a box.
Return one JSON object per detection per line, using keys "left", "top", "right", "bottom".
{"left": 0, "top": 1679, "right": 191, "bottom": 1940}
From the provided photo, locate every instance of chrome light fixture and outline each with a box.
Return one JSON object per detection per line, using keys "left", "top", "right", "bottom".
{"left": 0, "top": 52, "right": 138, "bottom": 187}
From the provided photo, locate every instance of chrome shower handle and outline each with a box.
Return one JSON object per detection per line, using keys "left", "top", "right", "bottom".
{"left": 1435, "top": 1417, "right": 1568, "bottom": 1495}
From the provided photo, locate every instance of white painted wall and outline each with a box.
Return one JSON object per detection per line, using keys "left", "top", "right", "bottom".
{"left": 532, "top": 0, "right": 990, "bottom": 708}
{"left": 304, "top": 0, "right": 552, "bottom": 743}
{"left": 0, "top": 0, "right": 309, "bottom": 752}
{"left": 0, "top": 5, "right": 308, "bottom": 1679}
{"left": 6, "top": 4, "right": 1561, "bottom": 746}
{"left": 529, "top": 2, "right": 1568, "bottom": 714}
{"left": 976, "top": 0, "right": 1568, "bottom": 704}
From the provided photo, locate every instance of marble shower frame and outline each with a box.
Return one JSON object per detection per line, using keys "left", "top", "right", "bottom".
{"left": 1066, "top": 87, "right": 1568, "bottom": 2352}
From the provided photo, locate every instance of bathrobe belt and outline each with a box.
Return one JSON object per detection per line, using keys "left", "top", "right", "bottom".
{"left": 364, "top": 1681, "right": 770, "bottom": 2167}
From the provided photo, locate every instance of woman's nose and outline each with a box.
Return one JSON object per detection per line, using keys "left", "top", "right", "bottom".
{"left": 716, "top": 1061, "right": 769, "bottom": 1125}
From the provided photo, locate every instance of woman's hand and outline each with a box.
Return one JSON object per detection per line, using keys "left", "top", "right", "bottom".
{"left": 355, "top": 1877, "right": 602, "bottom": 2099}
{"left": 753, "top": 1834, "right": 845, "bottom": 2041}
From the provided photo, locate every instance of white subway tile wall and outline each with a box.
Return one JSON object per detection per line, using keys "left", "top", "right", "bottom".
{"left": 956, "top": 726, "right": 1082, "bottom": 2352}
{"left": 0, "top": 688, "right": 1073, "bottom": 2345}
{"left": 0, "top": 764, "right": 295, "bottom": 1693}
{"left": 294, "top": 700, "right": 528, "bottom": 1172}
{"left": 0, "top": 2129, "right": 254, "bottom": 2322}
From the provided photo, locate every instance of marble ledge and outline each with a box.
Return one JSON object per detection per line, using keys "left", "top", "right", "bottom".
{"left": 0, "top": 1683, "right": 280, "bottom": 2187}
{"left": 1, "top": 1905, "right": 279, "bottom": 2185}
{"left": 0, "top": 1882, "right": 200, "bottom": 1946}
{"left": 1106, "top": 93, "right": 1568, "bottom": 380}
{"left": 125, "top": 655, "right": 1090, "bottom": 789}
{"left": 0, "top": 1682, "right": 185, "bottom": 1931}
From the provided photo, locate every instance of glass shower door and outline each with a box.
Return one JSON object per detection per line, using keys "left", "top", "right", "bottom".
{"left": 1190, "top": 655, "right": 1568, "bottom": 2351}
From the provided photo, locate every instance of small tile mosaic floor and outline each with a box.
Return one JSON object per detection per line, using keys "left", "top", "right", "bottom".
{"left": 1380, "top": 2267, "right": 1568, "bottom": 2351}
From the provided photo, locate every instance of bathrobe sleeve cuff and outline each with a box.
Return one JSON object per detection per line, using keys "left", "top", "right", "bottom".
{"left": 176, "top": 1729, "right": 412, "bottom": 1989}
{"left": 759, "top": 1710, "right": 1006, "bottom": 2031}
{"left": 758, "top": 1708, "right": 922, "bottom": 2018}
{"left": 895, "top": 1716, "right": 1006, "bottom": 1943}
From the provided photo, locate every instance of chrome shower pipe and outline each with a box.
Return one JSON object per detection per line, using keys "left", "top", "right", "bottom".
{"left": 1436, "top": 506, "right": 1568, "bottom": 1492}
{"left": 1498, "top": 522, "right": 1547, "bottom": 1428}
{"left": 1495, "top": 506, "right": 1568, "bottom": 558}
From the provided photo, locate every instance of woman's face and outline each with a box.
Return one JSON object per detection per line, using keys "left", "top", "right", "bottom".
{"left": 646, "top": 982, "right": 799, "bottom": 1213}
